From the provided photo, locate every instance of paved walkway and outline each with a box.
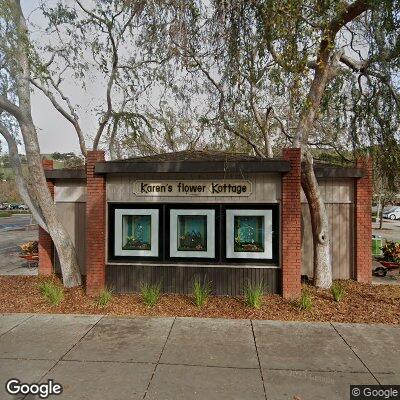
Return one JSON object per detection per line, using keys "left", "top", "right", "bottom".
{"left": 0, "top": 216, "right": 37, "bottom": 276}
{"left": 0, "top": 314, "right": 399, "bottom": 399}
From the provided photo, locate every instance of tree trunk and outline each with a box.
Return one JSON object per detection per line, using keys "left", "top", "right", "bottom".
{"left": 376, "top": 193, "right": 382, "bottom": 224}
{"left": 301, "top": 151, "right": 332, "bottom": 288}
{"left": 12, "top": 0, "right": 82, "bottom": 287}
{"left": 379, "top": 199, "right": 385, "bottom": 229}
{"left": 0, "top": 123, "right": 47, "bottom": 230}
{"left": 19, "top": 120, "right": 82, "bottom": 287}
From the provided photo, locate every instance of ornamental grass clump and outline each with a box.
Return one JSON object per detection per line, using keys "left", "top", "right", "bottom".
{"left": 244, "top": 281, "right": 264, "bottom": 309}
{"left": 140, "top": 282, "right": 162, "bottom": 307}
{"left": 331, "top": 282, "right": 346, "bottom": 302}
{"left": 298, "top": 287, "right": 312, "bottom": 311}
{"left": 193, "top": 278, "right": 212, "bottom": 307}
{"left": 39, "top": 280, "right": 64, "bottom": 306}
{"left": 95, "top": 288, "right": 113, "bottom": 308}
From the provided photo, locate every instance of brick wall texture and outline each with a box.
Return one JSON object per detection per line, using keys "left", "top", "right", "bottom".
{"left": 86, "top": 150, "right": 106, "bottom": 296}
{"left": 281, "top": 148, "right": 302, "bottom": 299}
{"left": 38, "top": 159, "right": 54, "bottom": 276}
{"left": 355, "top": 156, "right": 372, "bottom": 283}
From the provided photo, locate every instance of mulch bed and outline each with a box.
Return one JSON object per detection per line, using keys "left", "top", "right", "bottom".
{"left": 0, "top": 276, "right": 399, "bottom": 324}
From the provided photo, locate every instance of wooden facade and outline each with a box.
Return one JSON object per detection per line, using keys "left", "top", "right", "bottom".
{"left": 51, "top": 165, "right": 360, "bottom": 294}
{"left": 54, "top": 180, "right": 87, "bottom": 275}
{"left": 106, "top": 173, "right": 281, "bottom": 204}
{"left": 301, "top": 179, "right": 355, "bottom": 280}
{"left": 106, "top": 264, "right": 280, "bottom": 295}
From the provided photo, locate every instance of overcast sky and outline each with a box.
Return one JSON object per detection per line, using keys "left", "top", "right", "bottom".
{"left": 17, "top": 0, "right": 97, "bottom": 155}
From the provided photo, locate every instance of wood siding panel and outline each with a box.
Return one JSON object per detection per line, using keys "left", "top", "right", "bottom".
{"left": 106, "top": 265, "right": 281, "bottom": 295}
{"left": 301, "top": 179, "right": 354, "bottom": 204}
{"left": 301, "top": 203, "right": 354, "bottom": 279}
{"left": 106, "top": 173, "right": 281, "bottom": 203}
{"left": 54, "top": 202, "right": 87, "bottom": 275}
{"left": 54, "top": 181, "right": 86, "bottom": 202}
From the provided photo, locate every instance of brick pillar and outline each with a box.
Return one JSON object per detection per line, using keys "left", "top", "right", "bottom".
{"left": 86, "top": 150, "right": 106, "bottom": 296}
{"left": 38, "top": 160, "right": 54, "bottom": 276}
{"left": 355, "top": 156, "right": 372, "bottom": 283}
{"left": 281, "top": 148, "right": 302, "bottom": 299}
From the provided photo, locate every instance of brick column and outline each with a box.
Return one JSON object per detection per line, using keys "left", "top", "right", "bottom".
{"left": 355, "top": 156, "right": 372, "bottom": 283}
{"left": 38, "top": 159, "right": 54, "bottom": 276}
{"left": 281, "top": 148, "right": 302, "bottom": 299}
{"left": 86, "top": 150, "right": 106, "bottom": 296}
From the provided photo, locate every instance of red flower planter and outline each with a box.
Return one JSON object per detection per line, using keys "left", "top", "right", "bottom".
{"left": 380, "top": 261, "right": 400, "bottom": 270}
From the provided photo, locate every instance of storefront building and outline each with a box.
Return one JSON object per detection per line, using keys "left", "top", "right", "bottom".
{"left": 39, "top": 149, "right": 372, "bottom": 298}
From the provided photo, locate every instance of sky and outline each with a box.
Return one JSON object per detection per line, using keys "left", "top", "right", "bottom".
{"left": 16, "top": 0, "right": 99, "bottom": 155}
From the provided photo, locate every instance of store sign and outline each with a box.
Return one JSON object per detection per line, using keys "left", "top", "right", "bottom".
{"left": 133, "top": 180, "right": 252, "bottom": 197}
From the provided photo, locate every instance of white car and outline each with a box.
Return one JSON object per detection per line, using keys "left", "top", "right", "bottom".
{"left": 382, "top": 206, "right": 400, "bottom": 220}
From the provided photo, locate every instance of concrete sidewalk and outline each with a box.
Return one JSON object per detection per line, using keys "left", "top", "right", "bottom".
{"left": 0, "top": 314, "right": 398, "bottom": 399}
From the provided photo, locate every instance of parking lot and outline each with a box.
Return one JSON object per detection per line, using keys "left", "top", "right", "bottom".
{"left": 372, "top": 218, "right": 400, "bottom": 243}
{"left": 0, "top": 215, "right": 37, "bottom": 275}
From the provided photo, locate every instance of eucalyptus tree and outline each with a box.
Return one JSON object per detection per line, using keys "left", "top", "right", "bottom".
{"left": 30, "top": 0, "right": 206, "bottom": 160}
{"left": 155, "top": 0, "right": 400, "bottom": 288}
{"left": 0, "top": 0, "right": 81, "bottom": 286}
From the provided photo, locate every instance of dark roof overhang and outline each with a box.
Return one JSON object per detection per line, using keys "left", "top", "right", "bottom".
{"left": 94, "top": 159, "right": 291, "bottom": 174}
{"left": 44, "top": 169, "right": 86, "bottom": 180}
{"left": 313, "top": 165, "right": 364, "bottom": 178}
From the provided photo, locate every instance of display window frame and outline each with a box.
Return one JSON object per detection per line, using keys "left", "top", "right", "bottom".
{"left": 108, "top": 203, "right": 278, "bottom": 265}
{"left": 109, "top": 203, "right": 163, "bottom": 261}
{"left": 165, "top": 204, "right": 219, "bottom": 262}
{"left": 169, "top": 208, "right": 216, "bottom": 259}
{"left": 225, "top": 209, "right": 272, "bottom": 259}
{"left": 221, "top": 204, "right": 279, "bottom": 264}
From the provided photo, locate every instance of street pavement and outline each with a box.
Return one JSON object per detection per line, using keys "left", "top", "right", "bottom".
{"left": 0, "top": 314, "right": 398, "bottom": 399}
{"left": 0, "top": 215, "right": 34, "bottom": 233}
{"left": 0, "top": 215, "right": 37, "bottom": 276}
{"left": 372, "top": 219, "right": 400, "bottom": 243}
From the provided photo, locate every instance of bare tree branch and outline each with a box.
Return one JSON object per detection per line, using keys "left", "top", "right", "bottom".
{"left": 30, "top": 79, "right": 87, "bottom": 156}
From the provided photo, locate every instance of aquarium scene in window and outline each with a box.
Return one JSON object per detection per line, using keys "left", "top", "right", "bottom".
{"left": 177, "top": 215, "right": 207, "bottom": 251}
{"left": 234, "top": 215, "right": 264, "bottom": 252}
{"left": 122, "top": 215, "right": 151, "bottom": 250}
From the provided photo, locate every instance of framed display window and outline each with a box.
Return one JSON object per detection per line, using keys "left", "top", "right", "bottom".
{"left": 114, "top": 208, "right": 159, "bottom": 257}
{"left": 225, "top": 209, "right": 273, "bottom": 260}
{"left": 169, "top": 209, "right": 216, "bottom": 258}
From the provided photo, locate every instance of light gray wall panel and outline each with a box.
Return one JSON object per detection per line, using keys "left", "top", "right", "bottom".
{"left": 301, "top": 203, "right": 354, "bottom": 280}
{"left": 106, "top": 173, "right": 281, "bottom": 203}
{"left": 54, "top": 180, "right": 86, "bottom": 202}
{"left": 55, "top": 202, "right": 86, "bottom": 275}
{"left": 301, "top": 178, "right": 354, "bottom": 204}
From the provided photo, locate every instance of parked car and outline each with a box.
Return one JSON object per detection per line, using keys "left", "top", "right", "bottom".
{"left": 0, "top": 203, "right": 8, "bottom": 210}
{"left": 18, "top": 204, "right": 29, "bottom": 210}
{"left": 382, "top": 206, "right": 400, "bottom": 220}
{"left": 8, "top": 203, "right": 19, "bottom": 210}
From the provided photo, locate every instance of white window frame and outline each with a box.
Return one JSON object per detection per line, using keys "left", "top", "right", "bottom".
{"left": 114, "top": 208, "right": 159, "bottom": 257}
{"left": 170, "top": 209, "right": 215, "bottom": 258}
{"left": 226, "top": 209, "right": 273, "bottom": 259}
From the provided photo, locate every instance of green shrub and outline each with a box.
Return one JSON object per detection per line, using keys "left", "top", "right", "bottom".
{"left": 193, "top": 278, "right": 211, "bottom": 307}
{"left": 39, "top": 281, "right": 64, "bottom": 306}
{"left": 95, "top": 288, "right": 113, "bottom": 307}
{"left": 298, "top": 287, "right": 312, "bottom": 311}
{"left": 331, "top": 282, "right": 346, "bottom": 302}
{"left": 244, "top": 281, "right": 264, "bottom": 309}
{"left": 140, "top": 282, "right": 162, "bottom": 307}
